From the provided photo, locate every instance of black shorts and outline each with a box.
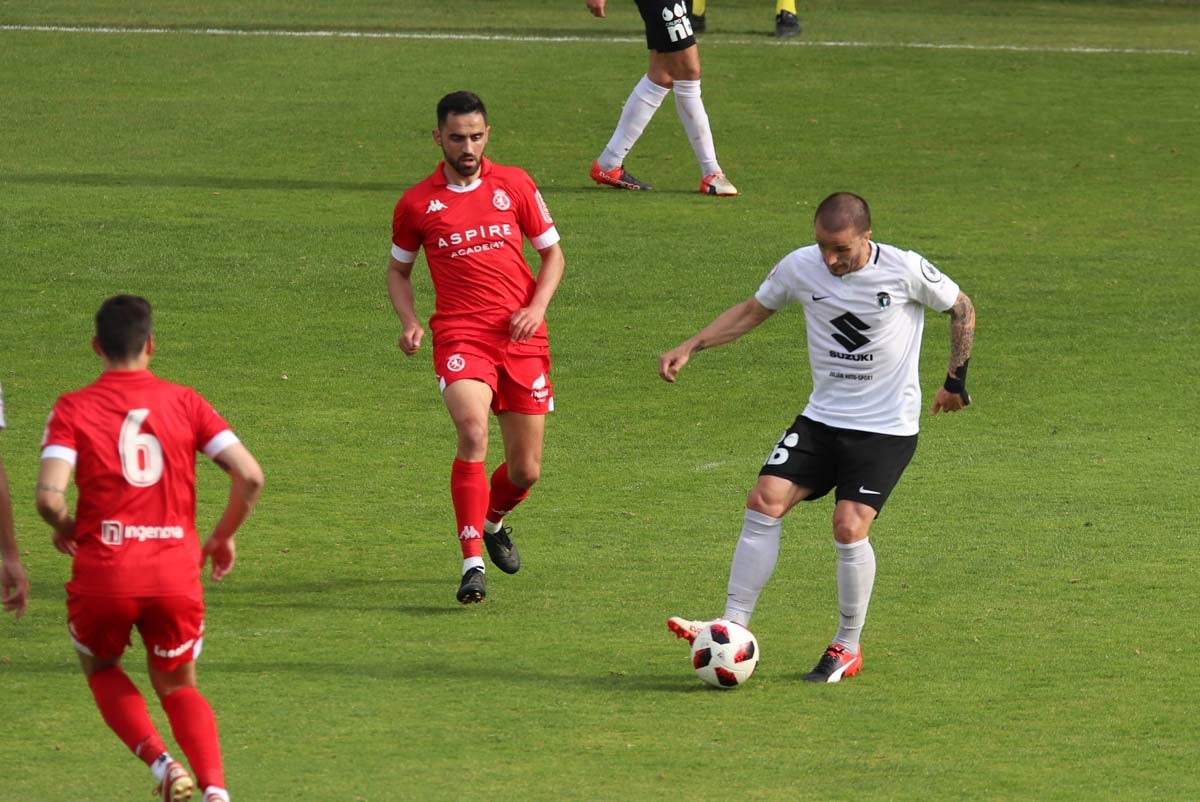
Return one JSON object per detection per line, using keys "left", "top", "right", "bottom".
{"left": 636, "top": 0, "right": 697, "bottom": 53}
{"left": 758, "top": 415, "right": 918, "bottom": 513}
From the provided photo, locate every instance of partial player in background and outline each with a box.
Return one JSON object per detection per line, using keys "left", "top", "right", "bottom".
{"left": 388, "top": 91, "right": 565, "bottom": 604}
{"left": 689, "top": 0, "right": 801, "bottom": 38}
{"left": 586, "top": 0, "right": 738, "bottom": 196}
{"left": 659, "top": 193, "right": 975, "bottom": 683}
{"left": 0, "top": 381, "right": 31, "bottom": 619}
{"left": 37, "top": 295, "right": 264, "bottom": 802}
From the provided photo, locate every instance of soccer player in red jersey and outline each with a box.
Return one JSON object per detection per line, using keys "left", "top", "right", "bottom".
{"left": 36, "top": 296, "right": 264, "bottom": 802}
{"left": 387, "top": 91, "right": 565, "bottom": 604}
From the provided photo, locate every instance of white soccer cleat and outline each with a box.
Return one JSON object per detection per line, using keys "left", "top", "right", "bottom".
{"left": 700, "top": 173, "right": 738, "bottom": 196}
{"left": 667, "top": 616, "right": 707, "bottom": 644}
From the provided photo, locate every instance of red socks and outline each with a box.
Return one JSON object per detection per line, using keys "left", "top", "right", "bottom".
{"left": 487, "top": 463, "right": 530, "bottom": 525}
{"left": 451, "top": 459, "right": 487, "bottom": 558}
{"left": 161, "top": 687, "right": 225, "bottom": 790}
{"left": 87, "top": 666, "right": 166, "bottom": 765}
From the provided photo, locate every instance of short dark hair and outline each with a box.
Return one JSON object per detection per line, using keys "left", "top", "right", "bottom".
{"left": 437, "top": 91, "right": 487, "bottom": 128}
{"left": 814, "top": 192, "right": 871, "bottom": 234}
{"left": 95, "top": 295, "right": 152, "bottom": 360}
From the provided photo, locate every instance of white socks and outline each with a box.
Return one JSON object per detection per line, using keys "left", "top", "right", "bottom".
{"left": 599, "top": 75, "right": 670, "bottom": 171}
{"left": 833, "top": 538, "right": 876, "bottom": 650}
{"left": 672, "top": 79, "right": 721, "bottom": 176}
{"left": 723, "top": 509, "right": 782, "bottom": 627}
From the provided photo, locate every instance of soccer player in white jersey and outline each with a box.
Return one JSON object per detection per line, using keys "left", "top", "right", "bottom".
{"left": 658, "top": 192, "right": 975, "bottom": 682}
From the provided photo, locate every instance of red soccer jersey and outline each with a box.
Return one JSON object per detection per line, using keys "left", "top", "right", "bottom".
{"left": 391, "top": 157, "right": 560, "bottom": 345}
{"left": 41, "top": 370, "right": 238, "bottom": 597}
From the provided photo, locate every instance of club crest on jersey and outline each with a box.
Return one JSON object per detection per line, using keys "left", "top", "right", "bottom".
{"left": 446, "top": 354, "right": 466, "bottom": 373}
{"left": 426, "top": 198, "right": 448, "bottom": 214}
{"left": 492, "top": 189, "right": 512, "bottom": 211}
{"left": 920, "top": 259, "right": 944, "bottom": 283}
{"left": 877, "top": 292, "right": 892, "bottom": 308}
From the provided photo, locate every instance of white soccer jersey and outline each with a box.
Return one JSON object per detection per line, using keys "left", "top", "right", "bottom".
{"left": 755, "top": 241, "right": 961, "bottom": 436}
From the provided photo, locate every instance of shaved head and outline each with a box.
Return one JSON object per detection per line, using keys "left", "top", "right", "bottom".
{"left": 814, "top": 192, "right": 871, "bottom": 235}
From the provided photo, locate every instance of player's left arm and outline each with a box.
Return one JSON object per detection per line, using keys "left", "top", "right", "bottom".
{"left": 201, "top": 441, "right": 264, "bottom": 581}
{"left": 35, "top": 457, "right": 76, "bottom": 555}
{"left": 510, "top": 244, "right": 565, "bottom": 343}
{"left": 930, "top": 290, "right": 976, "bottom": 415}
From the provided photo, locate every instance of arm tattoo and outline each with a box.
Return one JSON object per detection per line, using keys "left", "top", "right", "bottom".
{"left": 36, "top": 483, "right": 66, "bottom": 494}
{"left": 948, "top": 294, "right": 975, "bottom": 372}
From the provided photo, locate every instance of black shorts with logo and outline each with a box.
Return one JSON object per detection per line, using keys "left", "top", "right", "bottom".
{"left": 636, "top": 0, "right": 697, "bottom": 52}
{"left": 758, "top": 415, "right": 919, "bottom": 513}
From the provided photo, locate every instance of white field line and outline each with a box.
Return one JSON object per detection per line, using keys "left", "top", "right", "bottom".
{"left": 0, "top": 23, "right": 1193, "bottom": 56}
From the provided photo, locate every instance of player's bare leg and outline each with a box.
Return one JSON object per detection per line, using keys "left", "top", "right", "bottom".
{"left": 483, "top": 411, "right": 545, "bottom": 574}
{"left": 443, "top": 380, "right": 495, "bottom": 602}
{"left": 77, "top": 652, "right": 193, "bottom": 800}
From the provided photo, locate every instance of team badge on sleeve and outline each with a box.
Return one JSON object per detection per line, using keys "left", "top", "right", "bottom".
{"left": 920, "top": 259, "right": 944, "bottom": 283}
{"left": 492, "top": 189, "right": 512, "bottom": 211}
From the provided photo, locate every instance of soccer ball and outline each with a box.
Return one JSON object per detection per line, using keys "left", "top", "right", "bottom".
{"left": 691, "top": 621, "right": 759, "bottom": 688}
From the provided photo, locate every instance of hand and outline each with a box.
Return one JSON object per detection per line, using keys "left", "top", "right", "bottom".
{"left": 587, "top": 0, "right": 607, "bottom": 18}
{"left": 397, "top": 323, "right": 425, "bottom": 356}
{"left": 509, "top": 306, "right": 545, "bottom": 343}
{"left": 658, "top": 344, "right": 693, "bottom": 383}
{"left": 1, "top": 556, "right": 29, "bottom": 619}
{"left": 930, "top": 386, "right": 970, "bottom": 415}
{"left": 51, "top": 519, "right": 77, "bottom": 556}
{"left": 201, "top": 536, "right": 236, "bottom": 581}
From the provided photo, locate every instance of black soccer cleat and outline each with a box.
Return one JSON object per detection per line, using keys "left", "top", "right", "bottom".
{"left": 456, "top": 567, "right": 486, "bottom": 604}
{"left": 590, "top": 160, "right": 654, "bottom": 191}
{"left": 775, "top": 10, "right": 801, "bottom": 38}
{"left": 802, "top": 643, "right": 862, "bottom": 683}
{"left": 483, "top": 525, "right": 521, "bottom": 574}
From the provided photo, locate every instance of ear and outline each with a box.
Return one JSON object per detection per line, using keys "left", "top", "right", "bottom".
{"left": 145, "top": 334, "right": 155, "bottom": 358}
{"left": 91, "top": 336, "right": 103, "bottom": 357}
{"left": 432, "top": 128, "right": 442, "bottom": 146}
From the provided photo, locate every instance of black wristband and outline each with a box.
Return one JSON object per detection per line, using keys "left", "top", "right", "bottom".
{"left": 943, "top": 358, "right": 970, "bottom": 405}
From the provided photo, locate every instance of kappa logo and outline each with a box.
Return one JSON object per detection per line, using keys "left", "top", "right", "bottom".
{"left": 492, "top": 189, "right": 512, "bottom": 211}
{"left": 446, "top": 354, "right": 466, "bottom": 373}
{"left": 459, "top": 525, "right": 481, "bottom": 542}
{"left": 426, "top": 198, "right": 448, "bottom": 214}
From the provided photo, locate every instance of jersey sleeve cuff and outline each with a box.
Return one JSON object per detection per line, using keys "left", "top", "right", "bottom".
{"left": 391, "top": 244, "right": 417, "bottom": 263}
{"left": 529, "top": 227, "right": 560, "bottom": 251}
{"left": 203, "top": 430, "right": 240, "bottom": 459}
{"left": 41, "top": 444, "right": 77, "bottom": 466}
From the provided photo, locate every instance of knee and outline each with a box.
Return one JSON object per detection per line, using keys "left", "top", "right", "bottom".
{"left": 506, "top": 459, "right": 541, "bottom": 489}
{"left": 455, "top": 420, "right": 489, "bottom": 455}
{"left": 745, "top": 488, "right": 786, "bottom": 520}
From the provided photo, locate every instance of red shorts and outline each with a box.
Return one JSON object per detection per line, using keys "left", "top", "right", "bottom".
{"left": 67, "top": 591, "right": 206, "bottom": 672}
{"left": 433, "top": 339, "right": 554, "bottom": 415}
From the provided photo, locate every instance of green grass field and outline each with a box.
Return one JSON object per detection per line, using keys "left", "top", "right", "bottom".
{"left": 2, "top": 1, "right": 1198, "bottom": 800}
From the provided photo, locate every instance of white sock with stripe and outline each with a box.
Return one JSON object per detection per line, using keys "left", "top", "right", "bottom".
{"left": 834, "top": 538, "right": 875, "bottom": 650}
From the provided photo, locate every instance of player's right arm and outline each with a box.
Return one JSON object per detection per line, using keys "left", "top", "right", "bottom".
{"left": 201, "top": 441, "right": 264, "bottom": 581}
{"left": 35, "top": 456, "right": 76, "bottom": 556}
{"left": 659, "top": 297, "right": 775, "bottom": 382}
{"left": 386, "top": 253, "right": 425, "bottom": 355}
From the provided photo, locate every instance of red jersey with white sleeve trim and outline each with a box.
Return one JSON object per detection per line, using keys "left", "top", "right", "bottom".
{"left": 41, "top": 370, "right": 239, "bottom": 597}
{"left": 391, "top": 157, "right": 560, "bottom": 346}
